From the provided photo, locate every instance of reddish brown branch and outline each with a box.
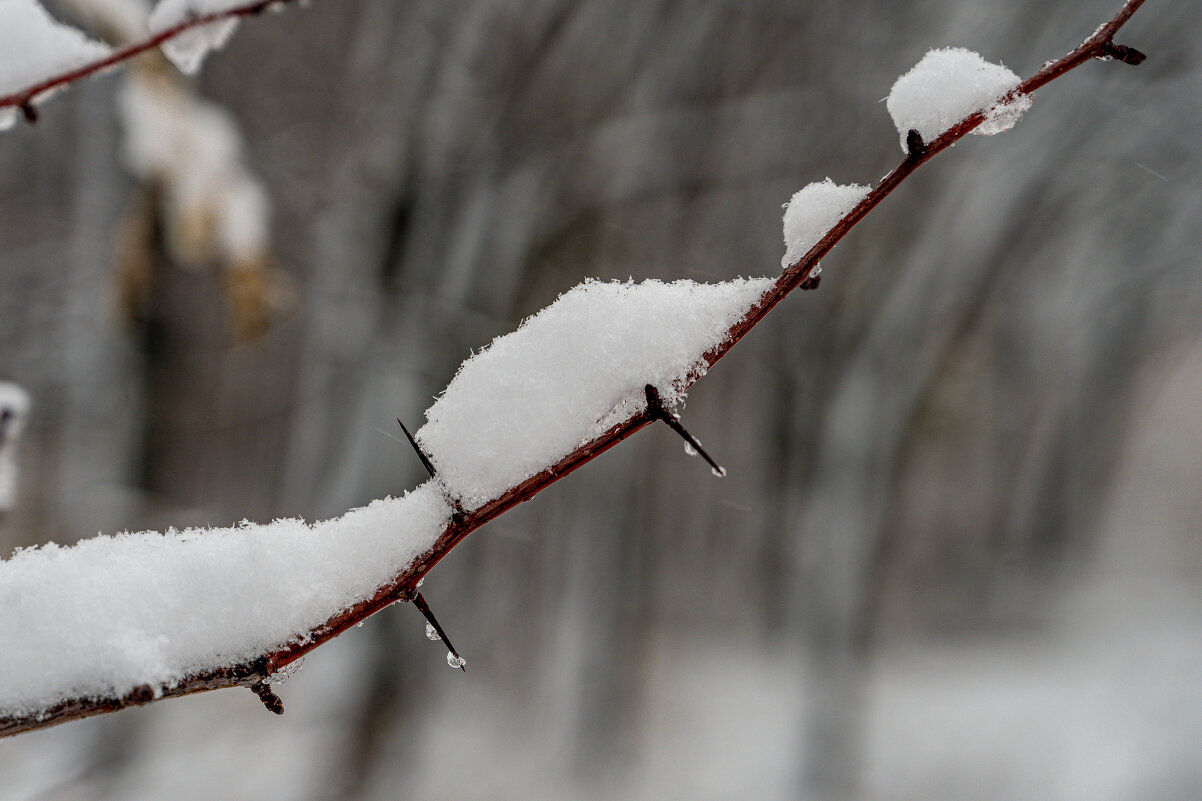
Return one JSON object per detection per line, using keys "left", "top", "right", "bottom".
{"left": 0, "top": 0, "right": 300, "bottom": 114}
{"left": 0, "top": 0, "right": 1148, "bottom": 738}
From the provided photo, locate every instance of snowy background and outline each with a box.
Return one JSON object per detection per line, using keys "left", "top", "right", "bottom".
{"left": 1, "top": 0, "right": 1199, "bottom": 799}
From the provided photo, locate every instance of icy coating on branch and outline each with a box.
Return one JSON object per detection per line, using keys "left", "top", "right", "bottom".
{"left": 887, "top": 47, "right": 1030, "bottom": 151}
{"left": 0, "top": 483, "right": 451, "bottom": 716}
{"left": 0, "top": 0, "right": 111, "bottom": 128}
{"left": 417, "top": 277, "right": 773, "bottom": 510}
{"left": 781, "top": 179, "right": 871, "bottom": 269}
{"left": 149, "top": 0, "right": 244, "bottom": 73}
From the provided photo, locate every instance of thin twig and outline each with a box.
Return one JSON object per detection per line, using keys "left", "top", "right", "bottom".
{"left": 0, "top": 0, "right": 301, "bottom": 114}
{"left": 0, "top": 0, "right": 1148, "bottom": 738}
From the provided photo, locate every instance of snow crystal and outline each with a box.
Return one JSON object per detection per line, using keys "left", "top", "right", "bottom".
{"left": 0, "top": 382, "right": 31, "bottom": 512}
{"left": 148, "top": 0, "right": 245, "bottom": 74}
{"left": 0, "top": 0, "right": 111, "bottom": 119}
{"left": 416, "top": 277, "right": 772, "bottom": 510}
{"left": 0, "top": 482, "right": 451, "bottom": 716}
{"left": 781, "top": 179, "right": 871, "bottom": 268}
{"left": 886, "top": 47, "right": 1028, "bottom": 152}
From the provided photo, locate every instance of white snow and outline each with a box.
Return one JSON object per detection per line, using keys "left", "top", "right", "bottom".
{"left": 781, "top": 179, "right": 871, "bottom": 268}
{"left": 0, "top": 483, "right": 451, "bottom": 716}
{"left": 148, "top": 0, "right": 244, "bottom": 74}
{"left": 0, "top": 273, "right": 775, "bottom": 718}
{"left": 417, "top": 277, "right": 773, "bottom": 510}
{"left": 886, "top": 47, "right": 1029, "bottom": 151}
{"left": 0, "top": 382, "right": 31, "bottom": 513}
{"left": 0, "top": 0, "right": 111, "bottom": 128}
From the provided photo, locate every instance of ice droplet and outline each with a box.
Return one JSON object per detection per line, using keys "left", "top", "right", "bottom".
{"left": 711, "top": 466, "right": 728, "bottom": 478}
{"left": 356, "top": 621, "right": 364, "bottom": 628}
{"left": 425, "top": 622, "right": 440, "bottom": 641}
{"left": 975, "top": 94, "right": 1033, "bottom": 136}
{"left": 417, "top": 577, "right": 425, "bottom": 588}
{"left": 810, "top": 264, "right": 822, "bottom": 277}
{"left": 446, "top": 652, "right": 467, "bottom": 669}
{"left": 684, "top": 441, "right": 698, "bottom": 457}
{"left": 158, "top": 18, "right": 240, "bottom": 75}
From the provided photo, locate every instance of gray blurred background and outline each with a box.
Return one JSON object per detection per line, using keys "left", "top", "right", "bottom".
{"left": 1, "top": 1, "right": 1198, "bottom": 799}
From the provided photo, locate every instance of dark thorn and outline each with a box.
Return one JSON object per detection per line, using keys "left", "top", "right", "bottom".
{"left": 643, "top": 385, "right": 726, "bottom": 476}
{"left": 20, "top": 102, "right": 38, "bottom": 125}
{"left": 906, "top": 128, "right": 925, "bottom": 157}
{"left": 130, "top": 684, "right": 155, "bottom": 704}
{"left": 800, "top": 273, "right": 822, "bottom": 291}
{"left": 250, "top": 681, "right": 285, "bottom": 715}
{"left": 1103, "top": 41, "right": 1146, "bottom": 65}
{"left": 412, "top": 591, "right": 466, "bottom": 672}
{"left": 397, "top": 418, "right": 436, "bottom": 478}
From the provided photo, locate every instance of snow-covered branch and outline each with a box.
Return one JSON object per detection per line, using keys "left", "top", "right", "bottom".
{"left": 0, "top": 0, "right": 1148, "bottom": 738}
{"left": 0, "top": 0, "right": 301, "bottom": 126}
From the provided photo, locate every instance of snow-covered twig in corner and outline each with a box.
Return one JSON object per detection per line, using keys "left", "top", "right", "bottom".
{"left": 0, "top": 0, "right": 303, "bottom": 123}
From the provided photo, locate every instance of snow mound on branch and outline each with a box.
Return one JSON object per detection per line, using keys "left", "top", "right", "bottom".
{"left": 781, "top": 179, "right": 871, "bottom": 268}
{"left": 0, "top": 0, "right": 111, "bottom": 128}
{"left": 886, "top": 47, "right": 1030, "bottom": 151}
{"left": 0, "top": 483, "right": 451, "bottom": 716}
{"left": 149, "top": 0, "right": 246, "bottom": 74}
{"left": 417, "top": 277, "right": 773, "bottom": 510}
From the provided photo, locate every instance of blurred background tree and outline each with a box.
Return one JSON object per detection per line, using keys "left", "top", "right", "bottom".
{"left": 0, "top": 1, "right": 1196, "bottom": 799}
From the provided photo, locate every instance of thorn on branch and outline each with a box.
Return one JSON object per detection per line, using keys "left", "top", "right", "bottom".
{"left": 411, "top": 591, "right": 467, "bottom": 671}
{"left": 643, "top": 384, "right": 727, "bottom": 478}
{"left": 1102, "top": 41, "right": 1146, "bottom": 65}
{"left": 19, "top": 102, "right": 38, "bottom": 125}
{"left": 397, "top": 417, "right": 437, "bottom": 478}
{"left": 250, "top": 681, "right": 285, "bottom": 715}
{"left": 906, "top": 128, "right": 925, "bottom": 157}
